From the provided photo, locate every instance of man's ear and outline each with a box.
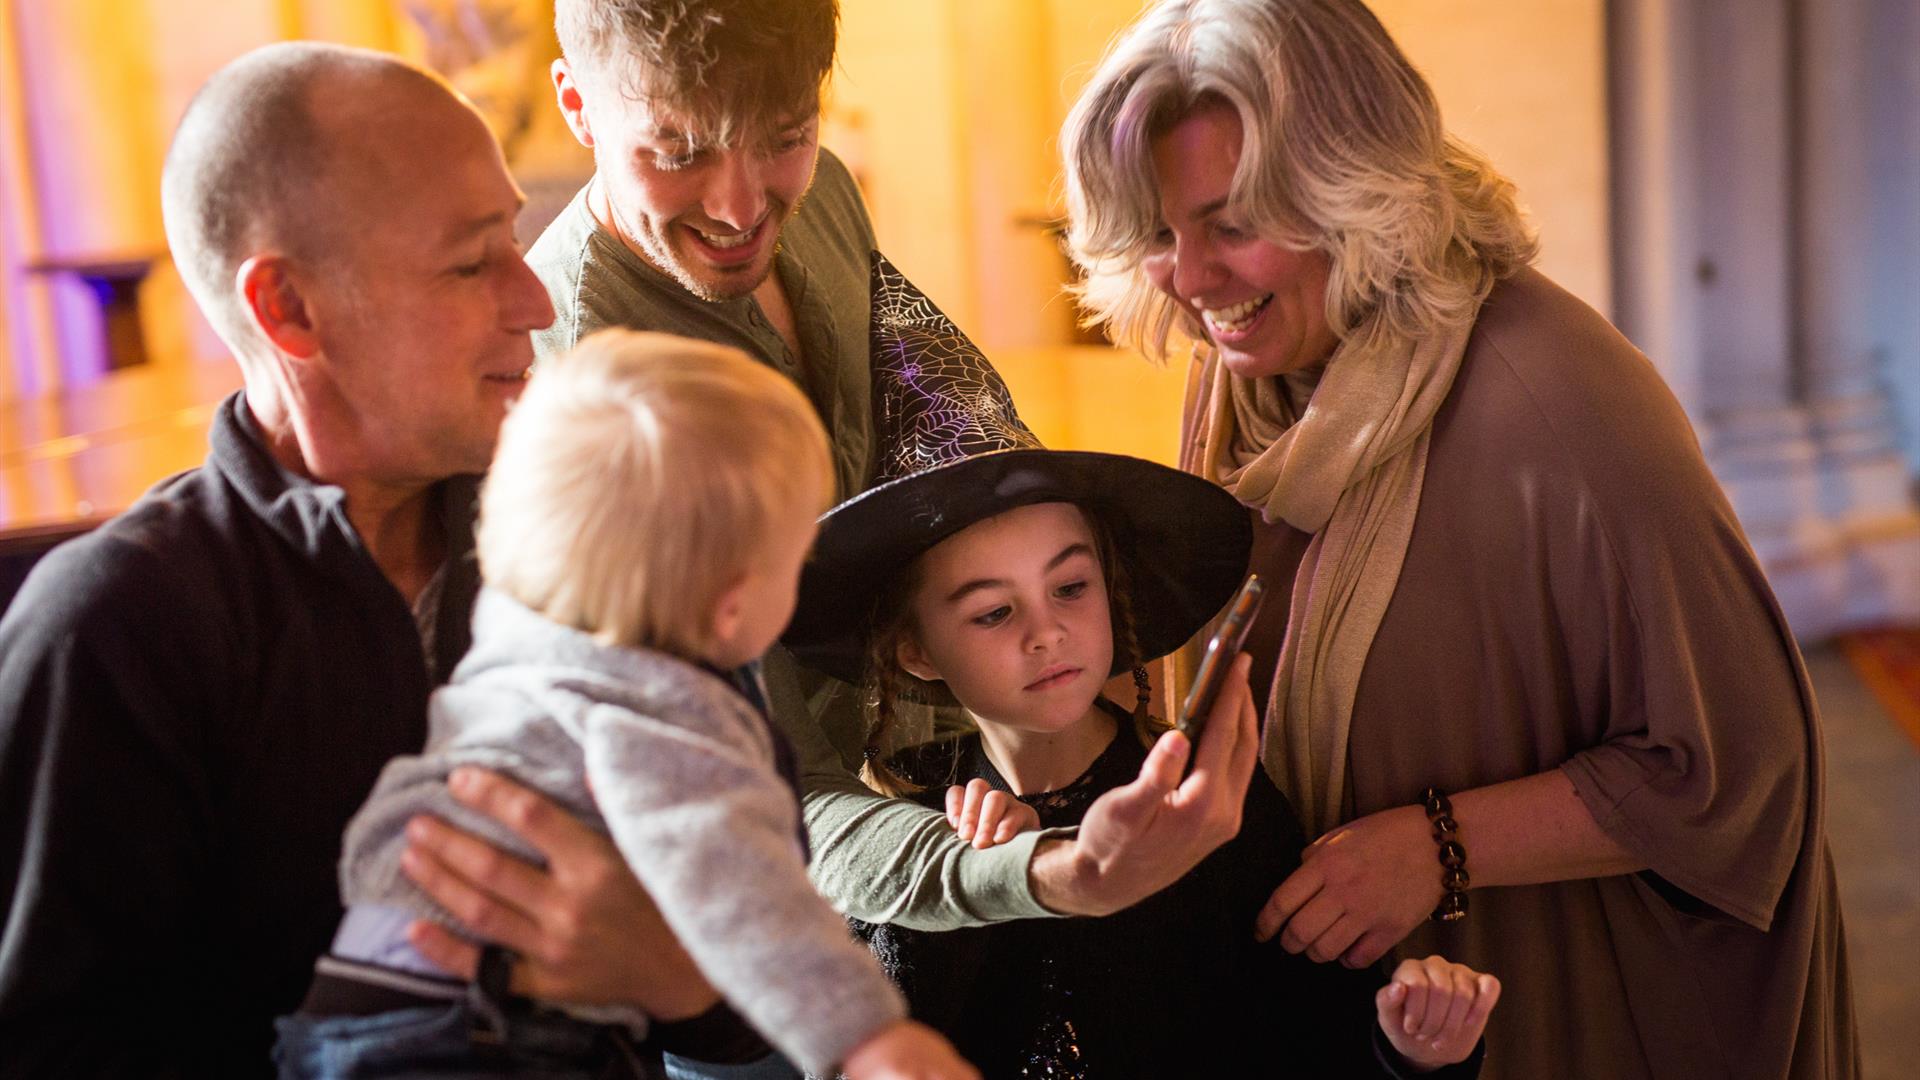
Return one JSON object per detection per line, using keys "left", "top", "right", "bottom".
{"left": 896, "top": 633, "right": 943, "bottom": 684}
{"left": 236, "top": 255, "right": 319, "bottom": 358}
{"left": 552, "top": 58, "right": 594, "bottom": 149}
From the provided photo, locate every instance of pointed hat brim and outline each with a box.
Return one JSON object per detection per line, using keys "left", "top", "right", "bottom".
{"left": 783, "top": 448, "right": 1252, "bottom": 685}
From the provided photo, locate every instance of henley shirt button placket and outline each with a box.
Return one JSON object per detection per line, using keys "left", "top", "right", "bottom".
{"left": 741, "top": 305, "right": 787, "bottom": 367}
{"left": 745, "top": 306, "right": 795, "bottom": 369}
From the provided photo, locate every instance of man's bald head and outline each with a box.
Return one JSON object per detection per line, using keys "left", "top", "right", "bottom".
{"left": 160, "top": 42, "right": 463, "bottom": 355}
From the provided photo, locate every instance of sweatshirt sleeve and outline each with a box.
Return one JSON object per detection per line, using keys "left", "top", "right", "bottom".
{"left": 761, "top": 646, "right": 1066, "bottom": 930}
{"left": 578, "top": 693, "right": 905, "bottom": 1075}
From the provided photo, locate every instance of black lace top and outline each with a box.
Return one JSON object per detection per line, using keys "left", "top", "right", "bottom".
{"left": 850, "top": 701, "right": 1483, "bottom": 1079}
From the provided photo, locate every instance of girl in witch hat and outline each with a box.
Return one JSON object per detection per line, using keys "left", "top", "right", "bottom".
{"left": 781, "top": 292, "right": 1500, "bottom": 1079}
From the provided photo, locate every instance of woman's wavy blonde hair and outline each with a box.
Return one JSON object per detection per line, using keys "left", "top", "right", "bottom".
{"left": 1062, "top": 0, "right": 1537, "bottom": 360}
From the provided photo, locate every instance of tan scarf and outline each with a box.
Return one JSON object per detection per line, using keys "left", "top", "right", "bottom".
{"left": 1191, "top": 314, "right": 1476, "bottom": 836}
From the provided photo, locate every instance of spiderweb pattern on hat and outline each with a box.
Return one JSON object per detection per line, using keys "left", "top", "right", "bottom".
{"left": 869, "top": 252, "right": 1040, "bottom": 485}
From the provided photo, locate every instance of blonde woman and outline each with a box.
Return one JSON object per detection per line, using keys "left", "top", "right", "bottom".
{"left": 1060, "top": 1, "right": 1857, "bottom": 1077}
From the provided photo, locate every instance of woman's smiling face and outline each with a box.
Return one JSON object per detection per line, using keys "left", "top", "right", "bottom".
{"left": 1142, "top": 101, "right": 1340, "bottom": 380}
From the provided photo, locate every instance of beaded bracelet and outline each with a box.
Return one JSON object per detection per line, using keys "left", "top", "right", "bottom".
{"left": 1422, "top": 786, "right": 1470, "bottom": 922}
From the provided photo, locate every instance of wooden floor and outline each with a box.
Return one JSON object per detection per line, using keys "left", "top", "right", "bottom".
{"left": 1812, "top": 645, "right": 1920, "bottom": 1080}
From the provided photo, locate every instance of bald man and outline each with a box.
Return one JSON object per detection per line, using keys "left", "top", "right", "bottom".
{"left": 0, "top": 43, "right": 704, "bottom": 1075}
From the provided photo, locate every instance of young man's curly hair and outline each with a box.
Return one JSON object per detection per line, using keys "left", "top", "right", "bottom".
{"left": 556, "top": 0, "right": 838, "bottom": 145}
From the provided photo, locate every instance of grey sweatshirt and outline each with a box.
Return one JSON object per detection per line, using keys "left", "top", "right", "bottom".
{"left": 338, "top": 589, "right": 906, "bottom": 1074}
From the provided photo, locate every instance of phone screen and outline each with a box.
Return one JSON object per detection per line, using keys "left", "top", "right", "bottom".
{"left": 1176, "top": 573, "right": 1265, "bottom": 744}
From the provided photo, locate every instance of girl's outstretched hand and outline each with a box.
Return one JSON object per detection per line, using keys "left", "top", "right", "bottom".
{"left": 946, "top": 778, "right": 1041, "bottom": 849}
{"left": 1029, "top": 653, "right": 1258, "bottom": 916}
{"left": 1374, "top": 956, "right": 1500, "bottom": 1071}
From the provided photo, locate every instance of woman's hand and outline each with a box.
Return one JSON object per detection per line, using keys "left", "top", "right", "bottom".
{"left": 1255, "top": 804, "right": 1439, "bottom": 967}
{"left": 946, "top": 779, "right": 1040, "bottom": 849}
{"left": 400, "top": 766, "right": 720, "bottom": 1018}
{"left": 840, "top": 1018, "right": 981, "bottom": 1080}
{"left": 1259, "top": 773, "right": 1647, "bottom": 966}
{"left": 1375, "top": 956, "right": 1500, "bottom": 1071}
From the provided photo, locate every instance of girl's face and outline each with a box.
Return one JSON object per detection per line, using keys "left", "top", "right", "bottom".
{"left": 898, "top": 502, "right": 1115, "bottom": 735}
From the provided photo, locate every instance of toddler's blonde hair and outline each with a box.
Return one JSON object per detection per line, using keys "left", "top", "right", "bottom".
{"left": 478, "top": 329, "right": 834, "bottom": 658}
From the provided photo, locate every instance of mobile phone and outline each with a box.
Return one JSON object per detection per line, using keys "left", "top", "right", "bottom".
{"left": 1176, "top": 574, "right": 1265, "bottom": 744}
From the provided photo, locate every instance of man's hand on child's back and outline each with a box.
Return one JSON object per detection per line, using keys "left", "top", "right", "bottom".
{"left": 840, "top": 1019, "right": 980, "bottom": 1080}
{"left": 401, "top": 766, "right": 720, "bottom": 1019}
{"left": 1373, "top": 955, "right": 1500, "bottom": 1072}
{"left": 945, "top": 778, "right": 1040, "bottom": 849}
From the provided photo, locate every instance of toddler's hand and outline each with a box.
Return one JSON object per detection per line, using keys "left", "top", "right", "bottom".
{"left": 841, "top": 1018, "right": 980, "bottom": 1080}
{"left": 1375, "top": 955, "right": 1500, "bottom": 1071}
{"left": 946, "top": 779, "right": 1040, "bottom": 849}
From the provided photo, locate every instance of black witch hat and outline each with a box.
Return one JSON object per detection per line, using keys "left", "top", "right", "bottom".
{"left": 782, "top": 253, "right": 1251, "bottom": 684}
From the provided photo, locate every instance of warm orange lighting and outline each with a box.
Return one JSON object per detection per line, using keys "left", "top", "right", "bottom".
{"left": 993, "top": 346, "right": 1187, "bottom": 466}
{"left": 27, "top": 435, "right": 89, "bottom": 462}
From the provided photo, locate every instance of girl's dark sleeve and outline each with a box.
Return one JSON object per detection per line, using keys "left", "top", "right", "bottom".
{"left": 1250, "top": 945, "right": 1487, "bottom": 1078}
{"left": 1230, "top": 778, "right": 1484, "bottom": 1078}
